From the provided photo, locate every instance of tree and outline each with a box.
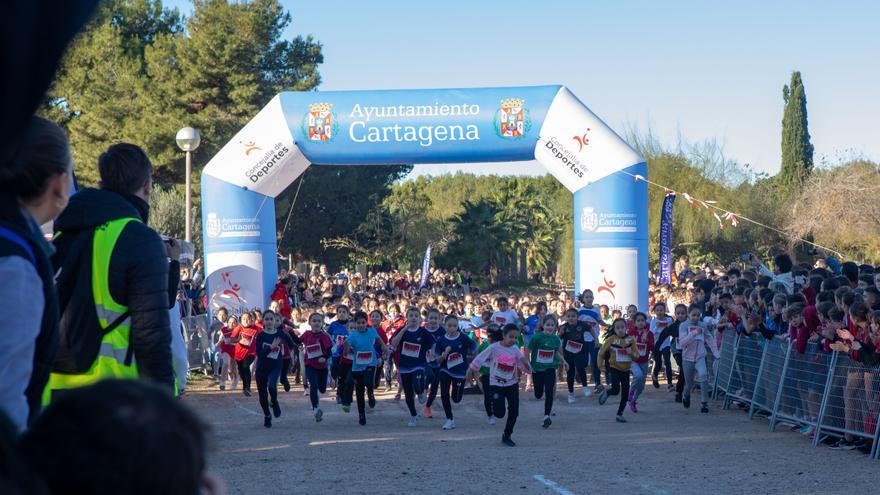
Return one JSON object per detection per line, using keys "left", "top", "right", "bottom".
{"left": 778, "top": 71, "right": 814, "bottom": 197}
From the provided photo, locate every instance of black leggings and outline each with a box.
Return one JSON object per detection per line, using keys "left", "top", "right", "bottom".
{"left": 425, "top": 366, "right": 441, "bottom": 408}
{"left": 480, "top": 375, "right": 493, "bottom": 417}
{"left": 673, "top": 352, "right": 684, "bottom": 394}
{"left": 236, "top": 355, "right": 255, "bottom": 391}
{"left": 652, "top": 347, "right": 673, "bottom": 384}
{"left": 334, "top": 361, "right": 352, "bottom": 402}
{"left": 401, "top": 370, "right": 424, "bottom": 417}
{"left": 533, "top": 368, "right": 557, "bottom": 416}
{"left": 439, "top": 373, "right": 465, "bottom": 420}
{"left": 255, "top": 367, "right": 280, "bottom": 417}
{"left": 373, "top": 359, "right": 383, "bottom": 389}
{"left": 491, "top": 384, "right": 519, "bottom": 437}
{"left": 305, "top": 366, "right": 328, "bottom": 409}
{"left": 280, "top": 358, "right": 291, "bottom": 390}
{"left": 607, "top": 368, "right": 630, "bottom": 415}
{"left": 351, "top": 367, "right": 376, "bottom": 415}
{"left": 564, "top": 352, "right": 587, "bottom": 393}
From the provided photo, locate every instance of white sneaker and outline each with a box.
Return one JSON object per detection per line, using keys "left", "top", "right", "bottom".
{"left": 314, "top": 408, "right": 323, "bottom": 423}
{"left": 583, "top": 388, "right": 593, "bottom": 398}
{"left": 488, "top": 417, "right": 496, "bottom": 425}
{"left": 408, "top": 416, "right": 418, "bottom": 427}
{"left": 442, "top": 419, "right": 455, "bottom": 430}
{"left": 567, "top": 392, "right": 576, "bottom": 404}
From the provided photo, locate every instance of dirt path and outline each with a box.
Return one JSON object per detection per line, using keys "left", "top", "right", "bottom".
{"left": 183, "top": 379, "right": 875, "bottom": 495}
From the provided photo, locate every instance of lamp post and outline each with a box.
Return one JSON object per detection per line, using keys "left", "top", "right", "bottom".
{"left": 176, "top": 127, "right": 201, "bottom": 243}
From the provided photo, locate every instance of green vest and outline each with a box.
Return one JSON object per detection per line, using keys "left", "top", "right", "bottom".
{"left": 43, "top": 218, "right": 140, "bottom": 405}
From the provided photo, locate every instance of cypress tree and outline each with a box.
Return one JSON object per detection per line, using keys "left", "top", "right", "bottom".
{"left": 779, "top": 71, "right": 814, "bottom": 196}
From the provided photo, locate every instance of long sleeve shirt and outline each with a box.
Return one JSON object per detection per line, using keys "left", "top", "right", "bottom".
{"left": 469, "top": 342, "right": 531, "bottom": 387}
{"left": 679, "top": 321, "right": 720, "bottom": 362}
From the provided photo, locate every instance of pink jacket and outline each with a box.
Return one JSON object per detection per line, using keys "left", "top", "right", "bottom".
{"left": 678, "top": 321, "right": 720, "bottom": 362}
{"left": 469, "top": 342, "right": 531, "bottom": 387}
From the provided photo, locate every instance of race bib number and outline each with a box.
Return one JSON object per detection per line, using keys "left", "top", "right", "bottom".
{"left": 564, "top": 340, "right": 583, "bottom": 354}
{"left": 493, "top": 356, "right": 516, "bottom": 382}
{"left": 637, "top": 343, "right": 647, "bottom": 357}
{"left": 656, "top": 321, "right": 668, "bottom": 328}
{"left": 401, "top": 342, "right": 421, "bottom": 358}
{"left": 495, "top": 316, "right": 506, "bottom": 324}
{"left": 615, "top": 348, "right": 631, "bottom": 363}
{"left": 336, "top": 335, "right": 346, "bottom": 349}
{"left": 446, "top": 352, "right": 464, "bottom": 368}
{"left": 583, "top": 331, "right": 594, "bottom": 342}
{"left": 239, "top": 337, "right": 252, "bottom": 347}
{"left": 536, "top": 349, "right": 555, "bottom": 364}
{"left": 356, "top": 351, "right": 373, "bottom": 365}
{"left": 306, "top": 343, "right": 322, "bottom": 359}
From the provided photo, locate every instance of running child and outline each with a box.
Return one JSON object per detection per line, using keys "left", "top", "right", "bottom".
{"left": 390, "top": 307, "right": 435, "bottom": 426}
{"left": 559, "top": 308, "right": 591, "bottom": 403}
{"left": 217, "top": 315, "right": 239, "bottom": 391}
{"left": 343, "top": 311, "right": 387, "bottom": 425}
{"left": 678, "top": 305, "right": 720, "bottom": 413}
{"left": 231, "top": 312, "right": 259, "bottom": 396}
{"left": 649, "top": 302, "right": 675, "bottom": 390}
{"left": 435, "top": 314, "right": 477, "bottom": 430}
{"left": 627, "top": 312, "right": 654, "bottom": 413}
{"left": 328, "top": 305, "right": 353, "bottom": 408}
{"left": 474, "top": 324, "right": 502, "bottom": 424}
{"left": 253, "top": 310, "right": 295, "bottom": 428}
{"left": 578, "top": 289, "right": 607, "bottom": 394}
{"left": 423, "top": 308, "right": 446, "bottom": 418}
{"left": 370, "top": 309, "right": 389, "bottom": 390}
{"left": 598, "top": 318, "right": 640, "bottom": 422}
{"left": 300, "top": 312, "right": 333, "bottom": 422}
{"left": 470, "top": 324, "right": 532, "bottom": 446}
{"left": 527, "top": 313, "right": 566, "bottom": 428}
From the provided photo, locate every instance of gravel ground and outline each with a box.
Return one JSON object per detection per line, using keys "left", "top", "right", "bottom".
{"left": 184, "top": 379, "right": 877, "bottom": 495}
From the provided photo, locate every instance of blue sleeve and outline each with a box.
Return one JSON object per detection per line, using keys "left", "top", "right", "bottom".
{"left": 825, "top": 256, "right": 841, "bottom": 274}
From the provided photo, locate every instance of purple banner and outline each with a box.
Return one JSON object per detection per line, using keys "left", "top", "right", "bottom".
{"left": 658, "top": 193, "right": 676, "bottom": 285}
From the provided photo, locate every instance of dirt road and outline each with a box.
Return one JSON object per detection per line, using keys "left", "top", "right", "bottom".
{"left": 184, "top": 380, "right": 875, "bottom": 495}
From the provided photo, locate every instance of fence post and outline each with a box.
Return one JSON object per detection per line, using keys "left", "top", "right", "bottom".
{"left": 768, "top": 339, "right": 793, "bottom": 432}
{"left": 721, "top": 333, "right": 741, "bottom": 410}
{"left": 748, "top": 337, "right": 771, "bottom": 419}
{"left": 811, "top": 351, "right": 838, "bottom": 447}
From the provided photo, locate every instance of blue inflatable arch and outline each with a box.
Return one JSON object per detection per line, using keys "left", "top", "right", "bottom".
{"left": 201, "top": 86, "right": 647, "bottom": 314}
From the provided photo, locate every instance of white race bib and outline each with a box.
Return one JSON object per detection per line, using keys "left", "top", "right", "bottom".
{"left": 306, "top": 343, "right": 322, "bottom": 359}
{"left": 536, "top": 349, "right": 555, "bottom": 364}
{"left": 239, "top": 337, "right": 252, "bottom": 347}
{"left": 401, "top": 341, "right": 421, "bottom": 358}
{"left": 637, "top": 343, "right": 647, "bottom": 357}
{"left": 564, "top": 340, "right": 584, "bottom": 354}
{"left": 446, "top": 352, "right": 464, "bottom": 368}
{"left": 615, "top": 348, "right": 631, "bottom": 363}
{"left": 493, "top": 358, "right": 515, "bottom": 381}
{"left": 356, "top": 351, "right": 373, "bottom": 365}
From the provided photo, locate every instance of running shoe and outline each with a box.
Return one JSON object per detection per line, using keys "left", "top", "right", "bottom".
{"left": 501, "top": 434, "right": 516, "bottom": 447}
{"left": 423, "top": 405, "right": 433, "bottom": 418}
{"left": 417, "top": 391, "right": 426, "bottom": 404}
{"left": 368, "top": 395, "right": 376, "bottom": 409}
{"left": 488, "top": 417, "right": 496, "bottom": 426}
{"left": 442, "top": 419, "right": 455, "bottom": 430}
{"left": 314, "top": 408, "right": 323, "bottom": 423}
{"left": 674, "top": 393, "right": 682, "bottom": 403}
{"left": 667, "top": 384, "right": 675, "bottom": 392}
{"left": 630, "top": 400, "right": 638, "bottom": 413}
{"left": 652, "top": 376, "right": 660, "bottom": 389}
{"left": 830, "top": 439, "right": 856, "bottom": 450}
{"left": 542, "top": 416, "right": 552, "bottom": 429}
{"left": 271, "top": 401, "right": 281, "bottom": 418}
{"left": 598, "top": 390, "right": 609, "bottom": 405}
{"left": 615, "top": 414, "right": 627, "bottom": 423}
{"left": 408, "top": 416, "right": 418, "bottom": 427}
{"left": 593, "top": 384, "right": 605, "bottom": 394}
{"left": 359, "top": 413, "right": 366, "bottom": 426}
{"left": 243, "top": 389, "right": 251, "bottom": 397}
{"left": 263, "top": 415, "right": 272, "bottom": 428}
{"left": 341, "top": 404, "right": 351, "bottom": 413}
{"left": 567, "top": 392, "right": 576, "bottom": 404}
{"left": 700, "top": 404, "right": 709, "bottom": 414}
{"left": 583, "top": 387, "right": 593, "bottom": 398}
{"left": 219, "top": 385, "right": 225, "bottom": 391}
{"left": 283, "top": 382, "right": 291, "bottom": 392}
{"left": 394, "top": 392, "right": 401, "bottom": 401}
{"left": 682, "top": 396, "right": 690, "bottom": 409}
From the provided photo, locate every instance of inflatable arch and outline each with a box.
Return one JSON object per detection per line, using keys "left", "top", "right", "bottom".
{"left": 201, "top": 86, "right": 647, "bottom": 314}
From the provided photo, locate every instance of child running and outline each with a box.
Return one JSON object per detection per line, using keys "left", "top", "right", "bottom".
{"left": 423, "top": 308, "right": 446, "bottom": 419}
{"left": 231, "top": 312, "right": 259, "bottom": 397}
{"left": 527, "top": 313, "right": 566, "bottom": 428}
{"left": 627, "top": 312, "right": 654, "bottom": 413}
{"left": 343, "top": 311, "right": 387, "bottom": 425}
{"left": 474, "top": 324, "right": 502, "bottom": 424}
{"left": 253, "top": 310, "right": 295, "bottom": 428}
{"left": 598, "top": 318, "right": 640, "bottom": 422}
{"left": 327, "top": 305, "right": 353, "bottom": 409}
{"left": 678, "top": 305, "right": 720, "bottom": 413}
{"left": 559, "top": 308, "right": 590, "bottom": 403}
{"left": 390, "top": 307, "right": 435, "bottom": 426}
{"left": 470, "top": 324, "right": 532, "bottom": 446}
{"left": 300, "top": 312, "right": 333, "bottom": 422}
{"left": 434, "top": 314, "right": 477, "bottom": 430}
{"left": 217, "top": 315, "right": 239, "bottom": 391}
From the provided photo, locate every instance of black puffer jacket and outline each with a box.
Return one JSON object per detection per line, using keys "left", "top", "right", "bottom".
{"left": 53, "top": 188, "right": 174, "bottom": 389}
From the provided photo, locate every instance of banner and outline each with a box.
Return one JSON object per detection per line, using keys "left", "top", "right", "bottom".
{"left": 658, "top": 193, "right": 676, "bottom": 284}
{"left": 419, "top": 243, "right": 432, "bottom": 288}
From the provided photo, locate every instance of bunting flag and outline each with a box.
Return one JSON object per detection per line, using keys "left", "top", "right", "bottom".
{"left": 658, "top": 192, "right": 676, "bottom": 284}
{"left": 419, "top": 243, "right": 433, "bottom": 288}
{"left": 712, "top": 211, "right": 724, "bottom": 229}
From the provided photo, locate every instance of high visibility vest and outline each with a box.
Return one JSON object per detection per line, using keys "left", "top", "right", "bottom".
{"left": 42, "top": 218, "right": 140, "bottom": 405}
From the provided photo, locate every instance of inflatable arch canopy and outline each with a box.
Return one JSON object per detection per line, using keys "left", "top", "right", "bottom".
{"left": 201, "top": 86, "right": 647, "bottom": 314}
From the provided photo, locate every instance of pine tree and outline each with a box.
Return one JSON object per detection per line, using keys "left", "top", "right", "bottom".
{"left": 779, "top": 71, "right": 814, "bottom": 196}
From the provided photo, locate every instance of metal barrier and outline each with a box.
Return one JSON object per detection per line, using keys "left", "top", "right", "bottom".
{"left": 712, "top": 330, "right": 738, "bottom": 400}
{"left": 751, "top": 335, "right": 787, "bottom": 418}
{"left": 770, "top": 341, "right": 829, "bottom": 432}
{"left": 182, "top": 314, "right": 212, "bottom": 374}
{"left": 813, "top": 353, "right": 880, "bottom": 456}
{"left": 722, "top": 332, "right": 764, "bottom": 410}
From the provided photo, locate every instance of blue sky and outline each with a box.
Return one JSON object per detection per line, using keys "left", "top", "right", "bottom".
{"left": 169, "top": 0, "right": 879, "bottom": 179}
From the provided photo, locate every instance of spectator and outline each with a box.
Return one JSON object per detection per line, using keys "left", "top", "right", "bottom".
{"left": 751, "top": 252, "right": 794, "bottom": 294}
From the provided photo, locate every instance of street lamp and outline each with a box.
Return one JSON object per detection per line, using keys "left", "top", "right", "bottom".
{"left": 176, "top": 127, "right": 200, "bottom": 242}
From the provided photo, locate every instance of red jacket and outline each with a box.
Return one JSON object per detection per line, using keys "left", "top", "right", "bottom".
{"left": 231, "top": 325, "right": 260, "bottom": 361}
{"left": 628, "top": 327, "right": 655, "bottom": 364}
{"left": 270, "top": 282, "right": 292, "bottom": 319}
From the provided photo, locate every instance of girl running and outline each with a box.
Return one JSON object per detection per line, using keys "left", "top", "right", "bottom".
{"left": 253, "top": 310, "right": 295, "bottom": 428}
{"left": 678, "top": 305, "right": 720, "bottom": 413}
{"left": 231, "top": 312, "right": 259, "bottom": 396}
{"left": 559, "top": 308, "right": 590, "bottom": 403}
{"left": 390, "top": 307, "right": 434, "bottom": 426}
{"left": 370, "top": 309, "right": 389, "bottom": 390}
{"left": 628, "top": 312, "right": 654, "bottom": 413}
{"left": 217, "top": 315, "right": 239, "bottom": 391}
{"left": 328, "top": 305, "right": 353, "bottom": 409}
{"left": 598, "top": 318, "right": 639, "bottom": 422}
{"left": 435, "top": 314, "right": 477, "bottom": 430}
{"left": 474, "top": 324, "right": 502, "bottom": 424}
{"left": 470, "top": 324, "right": 532, "bottom": 446}
{"left": 343, "top": 311, "right": 387, "bottom": 425}
{"left": 300, "top": 312, "right": 333, "bottom": 422}
{"left": 423, "top": 308, "right": 445, "bottom": 419}
{"left": 527, "top": 314, "right": 566, "bottom": 428}
{"left": 649, "top": 302, "right": 675, "bottom": 390}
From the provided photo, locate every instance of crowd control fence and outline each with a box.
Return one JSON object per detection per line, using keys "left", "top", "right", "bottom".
{"left": 711, "top": 332, "right": 880, "bottom": 459}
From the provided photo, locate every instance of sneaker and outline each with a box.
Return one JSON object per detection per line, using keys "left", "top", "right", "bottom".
{"left": 488, "top": 417, "right": 496, "bottom": 426}
{"left": 567, "top": 392, "right": 576, "bottom": 404}
{"left": 335, "top": 396, "right": 342, "bottom": 405}
{"left": 583, "top": 387, "right": 593, "bottom": 398}
{"left": 358, "top": 413, "right": 366, "bottom": 426}
{"left": 683, "top": 397, "right": 691, "bottom": 409}
{"left": 394, "top": 392, "right": 402, "bottom": 401}
{"left": 303, "top": 388, "right": 309, "bottom": 397}
{"left": 830, "top": 439, "right": 857, "bottom": 450}
{"left": 219, "top": 385, "right": 226, "bottom": 391}
{"left": 501, "top": 434, "right": 516, "bottom": 447}
{"left": 598, "top": 390, "right": 609, "bottom": 405}
{"left": 407, "top": 416, "right": 418, "bottom": 427}
{"left": 652, "top": 376, "right": 660, "bottom": 389}
{"left": 368, "top": 395, "right": 376, "bottom": 409}
{"left": 700, "top": 404, "right": 709, "bottom": 414}
{"left": 616, "top": 414, "right": 627, "bottom": 423}
{"left": 271, "top": 401, "right": 281, "bottom": 418}
{"left": 417, "top": 391, "right": 426, "bottom": 404}
{"left": 674, "top": 393, "right": 682, "bottom": 403}
{"left": 667, "top": 384, "right": 675, "bottom": 392}
{"left": 442, "top": 419, "right": 455, "bottom": 430}
{"left": 422, "top": 405, "right": 433, "bottom": 418}
{"left": 314, "top": 408, "right": 323, "bottom": 423}
{"left": 283, "top": 382, "right": 291, "bottom": 392}
{"left": 263, "top": 415, "right": 272, "bottom": 428}
{"left": 243, "top": 389, "right": 251, "bottom": 397}
{"left": 798, "top": 426, "right": 814, "bottom": 435}
{"left": 341, "top": 404, "right": 351, "bottom": 413}
{"left": 593, "top": 384, "right": 605, "bottom": 394}
{"left": 542, "top": 416, "right": 552, "bottom": 429}
{"left": 630, "top": 401, "right": 638, "bottom": 413}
